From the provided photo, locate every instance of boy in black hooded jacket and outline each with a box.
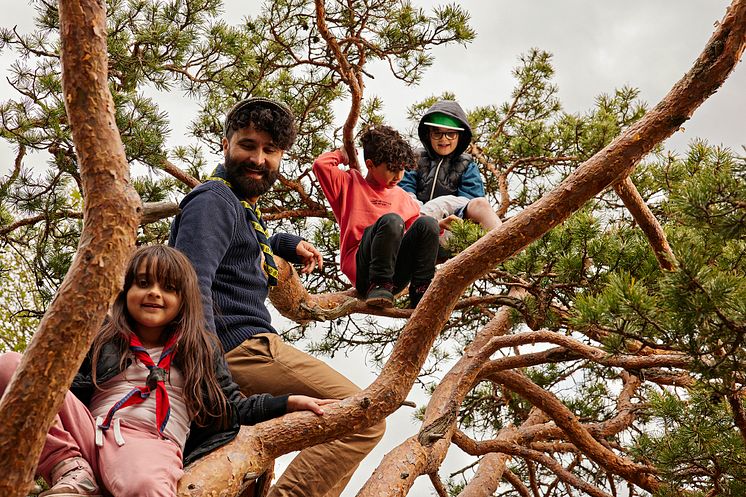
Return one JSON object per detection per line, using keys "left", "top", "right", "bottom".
{"left": 400, "top": 100, "right": 501, "bottom": 249}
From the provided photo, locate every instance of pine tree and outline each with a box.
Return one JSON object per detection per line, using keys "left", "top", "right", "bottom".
{"left": 0, "top": 0, "right": 744, "bottom": 496}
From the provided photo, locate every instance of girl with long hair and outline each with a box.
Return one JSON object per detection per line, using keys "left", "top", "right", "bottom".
{"left": 0, "top": 245, "right": 332, "bottom": 496}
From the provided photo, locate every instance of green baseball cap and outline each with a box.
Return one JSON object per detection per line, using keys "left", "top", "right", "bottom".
{"left": 423, "top": 112, "right": 464, "bottom": 131}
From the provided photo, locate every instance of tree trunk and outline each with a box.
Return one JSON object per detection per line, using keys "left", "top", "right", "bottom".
{"left": 0, "top": 0, "right": 140, "bottom": 493}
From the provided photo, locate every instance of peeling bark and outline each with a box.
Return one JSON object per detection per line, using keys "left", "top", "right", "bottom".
{"left": 0, "top": 0, "right": 140, "bottom": 493}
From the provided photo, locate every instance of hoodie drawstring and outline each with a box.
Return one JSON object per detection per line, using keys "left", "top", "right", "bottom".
{"left": 428, "top": 158, "right": 444, "bottom": 202}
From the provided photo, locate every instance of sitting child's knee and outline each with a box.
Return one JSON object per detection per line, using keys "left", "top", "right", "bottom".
{"left": 467, "top": 197, "right": 490, "bottom": 213}
{"left": 0, "top": 352, "right": 22, "bottom": 388}
{"left": 378, "top": 213, "right": 405, "bottom": 232}
{"left": 415, "top": 215, "right": 439, "bottom": 235}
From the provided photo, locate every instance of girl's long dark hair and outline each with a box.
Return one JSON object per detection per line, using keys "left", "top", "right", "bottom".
{"left": 91, "top": 245, "right": 230, "bottom": 428}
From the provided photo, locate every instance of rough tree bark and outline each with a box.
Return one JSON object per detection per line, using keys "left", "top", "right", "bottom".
{"left": 0, "top": 0, "right": 140, "bottom": 493}
{"left": 613, "top": 176, "right": 676, "bottom": 270}
{"left": 178, "top": 2, "right": 745, "bottom": 494}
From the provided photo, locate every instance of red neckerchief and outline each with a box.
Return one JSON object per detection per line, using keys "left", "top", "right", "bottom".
{"left": 98, "top": 331, "right": 179, "bottom": 437}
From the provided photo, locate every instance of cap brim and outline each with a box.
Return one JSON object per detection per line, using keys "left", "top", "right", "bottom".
{"left": 423, "top": 122, "right": 464, "bottom": 131}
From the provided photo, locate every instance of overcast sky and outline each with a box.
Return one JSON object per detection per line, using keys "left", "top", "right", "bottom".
{"left": 1, "top": 1, "right": 745, "bottom": 495}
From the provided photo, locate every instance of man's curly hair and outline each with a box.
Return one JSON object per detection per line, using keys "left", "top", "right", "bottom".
{"left": 360, "top": 125, "right": 415, "bottom": 172}
{"left": 225, "top": 101, "right": 298, "bottom": 150}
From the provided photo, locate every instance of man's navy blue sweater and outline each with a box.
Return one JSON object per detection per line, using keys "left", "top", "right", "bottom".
{"left": 169, "top": 177, "right": 302, "bottom": 353}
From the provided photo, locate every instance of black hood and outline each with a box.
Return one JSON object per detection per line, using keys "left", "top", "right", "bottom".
{"left": 417, "top": 100, "right": 473, "bottom": 159}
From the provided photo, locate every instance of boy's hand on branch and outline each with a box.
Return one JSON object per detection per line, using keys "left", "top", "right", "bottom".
{"left": 287, "top": 395, "right": 337, "bottom": 415}
{"left": 296, "top": 240, "right": 323, "bottom": 274}
{"left": 339, "top": 147, "right": 360, "bottom": 171}
{"left": 438, "top": 215, "right": 460, "bottom": 231}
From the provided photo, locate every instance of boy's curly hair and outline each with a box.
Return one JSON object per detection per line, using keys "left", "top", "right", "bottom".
{"left": 225, "top": 100, "right": 298, "bottom": 150}
{"left": 360, "top": 125, "right": 415, "bottom": 172}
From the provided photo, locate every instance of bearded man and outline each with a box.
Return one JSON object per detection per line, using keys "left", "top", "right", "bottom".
{"left": 169, "top": 97, "right": 385, "bottom": 497}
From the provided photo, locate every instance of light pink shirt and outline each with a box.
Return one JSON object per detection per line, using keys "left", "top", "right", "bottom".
{"left": 90, "top": 346, "right": 191, "bottom": 449}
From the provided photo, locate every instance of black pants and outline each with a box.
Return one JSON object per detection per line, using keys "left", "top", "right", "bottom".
{"left": 355, "top": 213, "right": 440, "bottom": 294}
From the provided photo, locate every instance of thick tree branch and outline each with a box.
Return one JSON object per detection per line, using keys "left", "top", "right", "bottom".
{"left": 0, "top": 0, "right": 141, "bottom": 493}
{"left": 162, "top": 158, "right": 199, "bottom": 188}
{"left": 269, "top": 258, "right": 526, "bottom": 323}
{"left": 1, "top": 202, "right": 179, "bottom": 235}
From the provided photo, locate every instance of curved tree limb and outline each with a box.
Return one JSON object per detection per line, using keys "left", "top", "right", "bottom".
{"left": 477, "top": 329, "right": 691, "bottom": 375}
{"left": 0, "top": 0, "right": 141, "bottom": 492}
{"left": 269, "top": 258, "right": 526, "bottom": 323}
{"left": 614, "top": 176, "right": 676, "bottom": 270}
{"left": 314, "top": 0, "right": 363, "bottom": 170}
{"left": 488, "top": 370, "right": 662, "bottom": 493}
{"left": 355, "top": 288, "right": 526, "bottom": 496}
{"left": 453, "top": 430, "right": 613, "bottom": 497}
{"left": 484, "top": 373, "right": 641, "bottom": 448}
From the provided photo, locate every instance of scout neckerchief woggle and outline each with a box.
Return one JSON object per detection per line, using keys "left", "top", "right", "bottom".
{"left": 208, "top": 169, "right": 279, "bottom": 286}
{"left": 97, "top": 330, "right": 180, "bottom": 444}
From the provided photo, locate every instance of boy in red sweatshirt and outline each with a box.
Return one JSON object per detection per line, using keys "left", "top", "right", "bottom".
{"left": 313, "top": 125, "right": 440, "bottom": 308}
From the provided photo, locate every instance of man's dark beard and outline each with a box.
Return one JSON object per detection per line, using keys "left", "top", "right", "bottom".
{"left": 224, "top": 153, "right": 280, "bottom": 200}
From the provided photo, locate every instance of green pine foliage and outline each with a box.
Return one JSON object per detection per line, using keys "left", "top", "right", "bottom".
{"left": 633, "top": 388, "right": 746, "bottom": 497}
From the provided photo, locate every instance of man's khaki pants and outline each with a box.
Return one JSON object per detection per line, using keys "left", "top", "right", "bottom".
{"left": 225, "top": 333, "right": 386, "bottom": 497}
